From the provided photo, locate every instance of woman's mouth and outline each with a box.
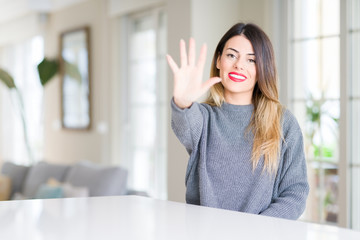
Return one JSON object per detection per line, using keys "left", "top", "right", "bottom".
{"left": 228, "top": 72, "right": 247, "bottom": 82}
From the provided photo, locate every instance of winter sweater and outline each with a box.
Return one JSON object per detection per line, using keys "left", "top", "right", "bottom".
{"left": 171, "top": 99, "right": 309, "bottom": 220}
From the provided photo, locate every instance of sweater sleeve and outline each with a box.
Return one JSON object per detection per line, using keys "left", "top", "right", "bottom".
{"left": 171, "top": 98, "right": 205, "bottom": 154}
{"left": 260, "top": 115, "right": 309, "bottom": 220}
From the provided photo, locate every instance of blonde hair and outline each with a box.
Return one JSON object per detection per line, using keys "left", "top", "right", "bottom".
{"left": 205, "top": 23, "right": 283, "bottom": 174}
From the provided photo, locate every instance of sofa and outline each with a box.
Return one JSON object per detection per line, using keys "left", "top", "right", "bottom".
{"left": 0, "top": 160, "right": 130, "bottom": 201}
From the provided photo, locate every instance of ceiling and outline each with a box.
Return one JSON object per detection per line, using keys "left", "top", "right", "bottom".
{"left": 0, "top": 0, "right": 87, "bottom": 24}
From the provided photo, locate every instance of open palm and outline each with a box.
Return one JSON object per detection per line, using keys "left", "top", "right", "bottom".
{"left": 166, "top": 38, "right": 221, "bottom": 109}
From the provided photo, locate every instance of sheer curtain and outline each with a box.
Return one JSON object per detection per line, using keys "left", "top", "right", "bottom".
{"left": 0, "top": 36, "right": 44, "bottom": 165}
{"left": 121, "top": 8, "right": 167, "bottom": 199}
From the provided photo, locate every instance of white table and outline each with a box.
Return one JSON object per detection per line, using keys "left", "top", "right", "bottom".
{"left": 0, "top": 195, "right": 359, "bottom": 240}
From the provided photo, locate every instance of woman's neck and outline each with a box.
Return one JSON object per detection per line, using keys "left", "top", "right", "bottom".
{"left": 224, "top": 92, "right": 252, "bottom": 105}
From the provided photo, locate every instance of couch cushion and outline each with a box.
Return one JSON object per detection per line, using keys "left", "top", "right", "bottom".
{"left": 1, "top": 162, "right": 30, "bottom": 197}
{"left": 64, "top": 161, "right": 128, "bottom": 197}
{"left": 22, "top": 162, "right": 70, "bottom": 198}
{"left": 62, "top": 183, "right": 89, "bottom": 198}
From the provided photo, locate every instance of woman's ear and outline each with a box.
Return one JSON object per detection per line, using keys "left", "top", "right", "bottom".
{"left": 216, "top": 55, "right": 220, "bottom": 69}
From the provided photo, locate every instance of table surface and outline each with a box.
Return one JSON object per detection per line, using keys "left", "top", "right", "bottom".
{"left": 0, "top": 195, "right": 359, "bottom": 240}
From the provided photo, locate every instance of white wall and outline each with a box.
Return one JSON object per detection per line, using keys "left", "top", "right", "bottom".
{"left": 166, "top": 0, "right": 192, "bottom": 203}
{"left": 0, "top": 13, "right": 46, "bottom": 46}
{"left": 108, "top": 0, "right": 164, "bottom": 16}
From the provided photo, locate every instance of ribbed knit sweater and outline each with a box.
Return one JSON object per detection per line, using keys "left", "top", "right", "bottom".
{"left": 171, "top": 99, "right": 309, "bottom": 220}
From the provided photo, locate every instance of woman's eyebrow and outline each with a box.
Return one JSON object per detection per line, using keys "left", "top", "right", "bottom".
{"left": 226, "top": 47, "right": 239, "bottom": 53}
{"left": 227, "top": 48, "right": 255, "bottom": 56}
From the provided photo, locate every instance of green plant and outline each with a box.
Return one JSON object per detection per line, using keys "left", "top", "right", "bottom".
{"left": 305, "top": 94, "right": 339, "bottom": 159}
{"left": 1, "top": 56, "right": 79, "bottom": 163}
{"left": 312, "top": 144, "right": 335, "bottom": 159}
{"left": 0, "top": 68, "right": 34, "bottom": 163}
{"left": 37, "top": 58, "right": 59, "bottom": 86}
{"left": 0, "top": 59, "right": 59, "bottom": 163}
{"left": 37, "top": 57, "right": 82, "bottom": 85}
{"left": 0, "top": 69, "right": 16, "bottom": 88}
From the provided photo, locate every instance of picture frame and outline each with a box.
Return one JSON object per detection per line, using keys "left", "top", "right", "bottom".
{"left": 59, "top": 26, "right": 91, "bottom": 130}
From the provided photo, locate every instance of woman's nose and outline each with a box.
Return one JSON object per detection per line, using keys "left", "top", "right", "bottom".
{"left": 233, "top": 58, "right": 245, "bottom": 70}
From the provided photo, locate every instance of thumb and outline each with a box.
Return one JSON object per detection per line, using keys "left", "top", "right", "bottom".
{"left": 202, "top": 77, "right": 222, "bottom": 91}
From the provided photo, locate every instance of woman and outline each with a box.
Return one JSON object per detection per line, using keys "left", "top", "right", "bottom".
{"left": 166, "top": 23, "right": 309, "bottom": 220}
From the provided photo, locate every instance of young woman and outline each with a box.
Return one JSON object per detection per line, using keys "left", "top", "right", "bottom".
{"left": 166, "top": 23, "right": 309, "bottom": 220}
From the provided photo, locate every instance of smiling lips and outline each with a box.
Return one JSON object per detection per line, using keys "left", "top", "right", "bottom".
{"left": 228, "top": 72, "right": 247, "bottom": 82}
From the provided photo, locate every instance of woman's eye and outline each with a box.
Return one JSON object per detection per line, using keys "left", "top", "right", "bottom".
{"left": 248, "top": 59, "right": 256, "bottom": 63}
{"left": 226, "top": 54, "right": 237, "bottom": 59}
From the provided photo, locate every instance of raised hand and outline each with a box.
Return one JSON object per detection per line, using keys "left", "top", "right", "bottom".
{"left": 166, "top": 38, "right": 221, "bottom": 109}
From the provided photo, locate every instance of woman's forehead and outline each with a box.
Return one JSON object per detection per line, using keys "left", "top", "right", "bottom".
{"left": 224, "top": 35, "right": 254, "bottom": 53}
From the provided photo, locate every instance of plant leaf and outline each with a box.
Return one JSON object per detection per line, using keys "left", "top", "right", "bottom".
{"left": 37, "top": 58, "right": 59, "bottom": 87}
{"left": 0, "top": 68, "right": 16, "bottom": 88}
{"left": 65, "top": 61, "right": 82, "bottom": 85}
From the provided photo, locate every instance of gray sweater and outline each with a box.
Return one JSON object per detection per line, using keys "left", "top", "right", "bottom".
{"left": 171, "top": 99, "right": 309, "bottom": 220}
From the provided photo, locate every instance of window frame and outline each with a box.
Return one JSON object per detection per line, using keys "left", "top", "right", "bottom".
{"left": 119, "top": 6, "right": 168, "bottom": 199}
{"left": 280, "top": 0, "right": 352, "bottom": 227}
{"left": 280, "top": 0, "right": 360, "bottom": 229}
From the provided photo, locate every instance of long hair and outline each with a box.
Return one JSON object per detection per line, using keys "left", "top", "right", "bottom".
{"left": 205, "top": 23, "right": 283, "bottom": 174}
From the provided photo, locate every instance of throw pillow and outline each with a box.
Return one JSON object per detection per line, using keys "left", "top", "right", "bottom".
{"left": 35, "top": 184, "right": 64, "bottom": 199}
{"left": 0, "top": 174, "right": 11, "bottom": 201}
{"left": 22, "top": 162, "right": 70, "bottom": 198}
{"left": 46, "top": 178, "right": 89, "bottom": 198}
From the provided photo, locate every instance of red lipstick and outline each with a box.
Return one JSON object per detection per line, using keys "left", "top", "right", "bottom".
{"left": 228, "top": 72, "right": 247, "bottom": 82}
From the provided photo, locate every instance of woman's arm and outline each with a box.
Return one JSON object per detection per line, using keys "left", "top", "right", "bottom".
{"left": 260, "top": 117, "right": 310, "bottom": 220}
{"left": 167, "top": 38, "right": 221, "bottom": 153}
{"left": 171, "top": 99, "right": 205, "bottom": 154}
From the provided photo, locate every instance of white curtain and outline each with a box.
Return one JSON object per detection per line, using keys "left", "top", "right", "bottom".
{"left": 0, "top": 36, "right": 44, "bottom": 165}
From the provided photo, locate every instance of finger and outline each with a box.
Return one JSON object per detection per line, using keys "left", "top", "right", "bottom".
{"left": 188, "top": 38, "right": 196, "bottom": 66}
{"left": 166, "top": 54, "right": 179, "bottom": 73}
{"left": 197, "top": 43, "right": 207, "bottom": 70}
{"left": 180, "top": 39, "right": 188, "bottom": 67}
{"left": 201, "top": 77, "right": 222, "bottom": 92}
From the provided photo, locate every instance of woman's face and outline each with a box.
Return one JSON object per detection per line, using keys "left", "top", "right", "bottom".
{"left": 216, "top": 35, "right": 257, "bottom": 105}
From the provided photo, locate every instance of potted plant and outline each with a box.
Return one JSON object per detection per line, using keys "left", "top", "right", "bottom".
{"left": 0, "top": 58, "right": 58, "bottom": 163}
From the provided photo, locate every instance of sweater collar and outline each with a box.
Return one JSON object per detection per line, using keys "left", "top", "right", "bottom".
{"left": 220, "top": 101, "right": 254, "bottom": 112}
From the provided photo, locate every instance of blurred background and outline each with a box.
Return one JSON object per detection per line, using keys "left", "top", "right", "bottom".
{"left": 0, "top": 0, "right": 359, "bottom": 231}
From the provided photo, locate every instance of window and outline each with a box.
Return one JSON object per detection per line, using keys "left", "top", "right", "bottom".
{"left": 349, "top": 0, "right": 360, "bottom": 230}
{"left": 121, "top": 8, "right": 167, "bottom": 199}
{"left": 289, "top": 0, "right": 340, "bottom": 224}
{"left": 0, "top": 36, "right": 44, "bottom": 165}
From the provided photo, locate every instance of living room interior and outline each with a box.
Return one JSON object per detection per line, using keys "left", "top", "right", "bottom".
{"left": 0, "top": 0, "right": 359, "bottom": 232}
